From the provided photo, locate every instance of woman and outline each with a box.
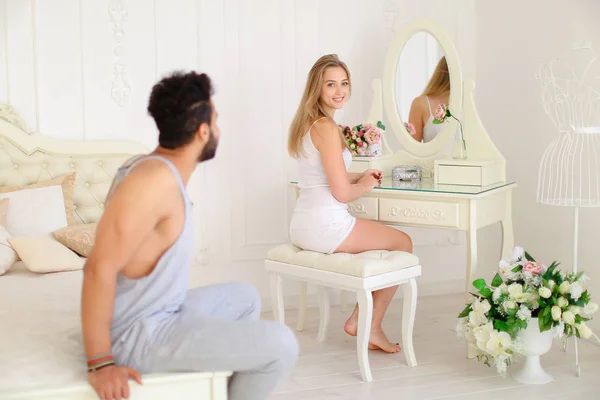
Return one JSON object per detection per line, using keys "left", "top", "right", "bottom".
{"left": 288, "top": 54, "right": 413, "bottom": 354}
{"left": 407, "top": 56, "right": 450, "bottom": 143}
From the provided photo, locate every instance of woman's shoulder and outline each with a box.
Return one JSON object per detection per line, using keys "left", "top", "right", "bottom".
{"left": 411, "top": 95, "right": 428, "bottom": 107}
{"left": 312, "top": 117, "right": 337, "bottom": 133}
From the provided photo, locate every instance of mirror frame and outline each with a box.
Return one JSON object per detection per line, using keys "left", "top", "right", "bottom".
{"left": 383, "top": 19, "right": 463, "bottom": 158}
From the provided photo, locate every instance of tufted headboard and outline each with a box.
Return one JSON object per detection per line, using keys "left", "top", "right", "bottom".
{"left": 0, "top": 104, "right": 149, "bottom": 224}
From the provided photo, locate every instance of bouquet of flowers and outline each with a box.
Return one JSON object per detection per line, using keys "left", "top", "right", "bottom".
{"left": 340, "top": 121, "right": 386, "bottom": 156}
{"left": 456, "top": 246, "right": 597, "bottom": 376}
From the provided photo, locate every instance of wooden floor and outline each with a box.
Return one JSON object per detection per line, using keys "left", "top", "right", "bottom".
{"left": 267, "top": 293, "right": 600, "bottom": 400}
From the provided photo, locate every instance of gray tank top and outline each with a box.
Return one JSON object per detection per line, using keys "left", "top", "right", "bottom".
{"left": 107, "top": 154, "right": 194, "bottom": 363}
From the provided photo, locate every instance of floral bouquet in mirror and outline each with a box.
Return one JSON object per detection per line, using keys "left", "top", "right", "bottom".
{"left": 340, "top": 121, "right": 386, "bottom": 157}
{"left": 455, "top": 246, "right": 597, "bottom": 376}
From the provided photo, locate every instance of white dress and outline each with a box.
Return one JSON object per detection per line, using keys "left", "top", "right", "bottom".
{"left": 289, "top": 118, "right": 356, "bottom": 254}
{"left": 422, "top": 96, "right": 442, "bottom": 143}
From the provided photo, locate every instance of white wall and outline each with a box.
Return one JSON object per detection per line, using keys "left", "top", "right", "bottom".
{"left": 474, "top": 0, "right": 600, "bottom": 326}
{"left": 0, "top": 0, "right": 481, "bottom": 305}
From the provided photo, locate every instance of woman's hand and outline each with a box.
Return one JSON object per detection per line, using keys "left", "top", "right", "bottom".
{"left": 357, "top": 173, "right": 380, "bottom": 190}
{"left": 88, "top": 365, "right": 143, "bottom": 400}
{"left": 362, "top": 169, "right": 383, "bottom": 182}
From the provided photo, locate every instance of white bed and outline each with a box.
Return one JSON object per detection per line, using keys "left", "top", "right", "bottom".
{"left": 0, "top": 105, "right": 231, "bottom": 399}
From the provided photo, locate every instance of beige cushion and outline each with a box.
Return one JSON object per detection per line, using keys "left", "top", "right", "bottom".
{"left": 267, "top": 244, "right": 420, "bottom": 278}
{"left": 0, "top": 172, "right": 77, "bottom": 226}
{"left": 8, "top": 237, "right": 85, "bottom": 273}
{"left": 52, "top": 223, "right": 97, "bottom": 257}
{"left": 0, "top": 185, "right": 68, "bottom": 238}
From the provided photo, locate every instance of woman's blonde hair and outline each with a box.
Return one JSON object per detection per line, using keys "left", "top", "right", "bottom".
{"left": 288, "top": 54, "right": 351, "bottom": 158}
{"left": 422, "top": 56, "right": 450, "bottom": 97}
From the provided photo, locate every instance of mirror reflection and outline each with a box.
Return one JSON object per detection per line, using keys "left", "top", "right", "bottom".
{"left": 396, "top": 32, "right": 449, "bottom": 143}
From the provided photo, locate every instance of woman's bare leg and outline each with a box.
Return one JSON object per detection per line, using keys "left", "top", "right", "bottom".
{"left": 335, "top": 218, "right": 413, "bottom": 353}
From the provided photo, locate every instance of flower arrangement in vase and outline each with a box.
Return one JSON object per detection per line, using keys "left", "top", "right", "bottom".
{"left": 340, "top": 121, "right": 385, "bottom": 157}
{"left": 456, "top": 246, "right": 597, "bottom": 380}
{"left": 433, "top": 104, "right": 467, "bottom": 160}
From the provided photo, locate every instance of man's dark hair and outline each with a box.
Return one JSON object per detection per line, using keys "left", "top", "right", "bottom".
{"left": 147, "top": 71, "right": 214, "bottom": 149}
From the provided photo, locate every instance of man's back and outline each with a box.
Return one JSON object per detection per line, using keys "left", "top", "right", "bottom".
{"left": 100, "top": 154, "right": 195, "bottom": 366}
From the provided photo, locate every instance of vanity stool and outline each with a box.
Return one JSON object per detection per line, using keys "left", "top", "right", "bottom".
{"left": 265, "top": 244, "right": 421, "bottom": 382}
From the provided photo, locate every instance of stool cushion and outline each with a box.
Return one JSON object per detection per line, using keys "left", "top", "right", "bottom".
{"left": 267, "top": 244, "right": 420, "bottom": 278}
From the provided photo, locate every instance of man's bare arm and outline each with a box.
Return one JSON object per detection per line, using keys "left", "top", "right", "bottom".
{"left": 81, "top": 161, "right": 176, "bottom": 360}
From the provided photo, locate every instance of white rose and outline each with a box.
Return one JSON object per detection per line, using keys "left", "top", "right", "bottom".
{"left": 485, "top": 330, "right": 512, "bottom": 358}
{"left": 547, "top": 280, "right": 556, "bottom": 290}
{"left": 539, "top": 287, "right": 552, "bottom": 298}
{"left": 551, "top": 305, "right": 562, "bottom": 321}
{"left": 557, "top": 297, "right": 569, "bottom": 308}
{"left": 559, "top": 281, "right": 571, "bottom": 295}
{"left": 568, "top": 305, "right": 582, "bottom": 315}
{"left": 570, "top": 282, "right": 583, "bottom": 302}
{"left": 584, "top": 302, "right": 598, "bottom": 315}
{"left": 473, "top": 299, "right": 491, "bottom": 314}
{"left": 576, "top": 323, "right": 593, "bottom": 340}
{"left": 562, "top": 311, "right": 576, "bottom": 325}
{"left": 468, "top": 310, "right": 487, "bottom": 327}
{"left": 508, "top": 283, "right": 530, "bottom": 302}
{"left": 473, "top": 323, "right": 494, "bottom": 353}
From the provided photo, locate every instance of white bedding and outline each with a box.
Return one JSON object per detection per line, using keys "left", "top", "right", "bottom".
{"left": 0, "top": 262, "right": 87, "bottom": 395}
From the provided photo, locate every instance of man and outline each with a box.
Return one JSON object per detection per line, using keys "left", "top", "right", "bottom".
{"left": 81, "top": 71, "right": 298, "bottom": 400}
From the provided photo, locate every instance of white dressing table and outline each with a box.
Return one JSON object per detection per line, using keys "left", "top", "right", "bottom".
{"left": 290, "top": 177, "right": 515, "bottom": 299}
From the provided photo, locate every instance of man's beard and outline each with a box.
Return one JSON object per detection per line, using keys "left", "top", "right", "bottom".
{"left": 198, "top": 129, "right": 218, "bottom": 162}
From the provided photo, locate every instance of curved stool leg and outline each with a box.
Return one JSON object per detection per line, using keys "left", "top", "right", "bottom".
{"left": 402, "top": 278, "right": 418, "bottom": 367}
{"left": 297, "top": 281, "right": 307, "bottom": 332}
{"left": 357, "top": 289, "right": 373, "bottom": 382}
{"left": 317, "top": 285, "right": 330, "bottom": 342}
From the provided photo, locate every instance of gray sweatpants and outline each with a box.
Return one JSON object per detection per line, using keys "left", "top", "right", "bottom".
{"left": 135, "top": 282, "right": 298, "bottom": 400}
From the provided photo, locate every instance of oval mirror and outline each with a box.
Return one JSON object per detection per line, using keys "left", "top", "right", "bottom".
{"left": 396, "top": 32, "right": 448, "bottom": 144}
{"left": 383, "top": 20, "right": 463, "bottom": 158}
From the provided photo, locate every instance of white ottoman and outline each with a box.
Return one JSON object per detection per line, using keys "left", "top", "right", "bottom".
{"left": 265, "top": 244, "right": 421, "bottom": 382}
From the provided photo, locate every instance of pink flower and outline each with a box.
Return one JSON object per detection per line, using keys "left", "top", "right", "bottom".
{"left": 434, "top": 104, "right": 447, "bottom": 121}
{"left": 404, "top": 122, "right": 416, "bottom": 136}
{"left": 522, "top": 261, "right": 544, "bottom": 275}
{"left": 364, "top": 128, "right": 381, "bottom": 145}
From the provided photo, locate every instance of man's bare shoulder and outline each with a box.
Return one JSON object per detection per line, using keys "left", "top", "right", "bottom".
{"left": 107, "top": 158, "right": 179, "bottom": 202}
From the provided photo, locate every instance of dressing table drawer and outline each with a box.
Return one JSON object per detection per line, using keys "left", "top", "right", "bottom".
{"left": 348, "top": 197, "right": 379, "bottom": 221}
{"left": 378, "top": 198, "right": 459, "bottom": 228}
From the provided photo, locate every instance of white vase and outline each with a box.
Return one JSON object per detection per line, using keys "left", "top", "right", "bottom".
{"left": 512, "top": 318, "right": 553, "bottom": 384}
{"left": 365, "top": 143, "right": 381, "bottom": 157}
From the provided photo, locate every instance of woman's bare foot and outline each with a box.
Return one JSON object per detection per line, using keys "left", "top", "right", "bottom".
{"left": 368, "top": 329, "right": 401, "bottom": 353}
{"left": 344, "top": 316, "right": 358, "bottom": 337}
{"left": 344, "top": 317, "right": 400, "bottom": 353}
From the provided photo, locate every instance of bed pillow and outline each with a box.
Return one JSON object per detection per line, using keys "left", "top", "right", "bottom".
{"left": 0, "top": 199, "right": 18, "bottom": 275}
{"left": 0, "top": 185, "right": 68, "bottom": 237}
{"left": 8, "top": 237, "right": 85, "bottom": 273}
{"left": 52, "top": 223, "right": 97, "bottom": 257}
{"left": 0, "top": 172, "right": 77, "bottom": 226}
